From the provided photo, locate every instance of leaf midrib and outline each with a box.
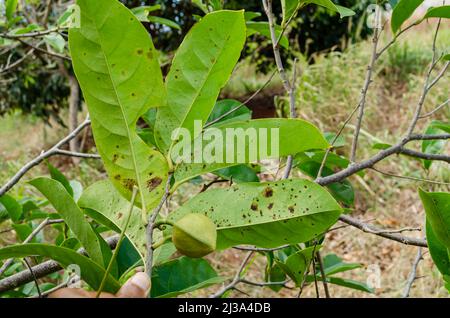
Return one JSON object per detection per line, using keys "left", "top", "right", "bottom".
{"left": 88, "top": 13, "right": 147, "bottom": 210}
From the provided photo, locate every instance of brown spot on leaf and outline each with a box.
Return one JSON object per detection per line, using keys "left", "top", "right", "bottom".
{"left": 250, "top": 203, "right": 258, "bottom": 211}
{"left": 263, "top": 187, "right": 273, "bottom": 197}
{"left": 268, "top": 203, "right": 274, "bottom": 210}
{"left": 137, "top": 49, "right": 143, "bottom": 55}
{"left": 118, "top": 212, "right": 123, "bottom": 219}
{"left": 147, "top": 177, "right": 162, "bottom": 192}
{"left": 112, "top": 154, "right": 119, "bottom": 163}
{"left": 288, "top": 206, "right": 295, "bottom": 213}
{"left": 122, "top": 178, "right": 136, "bottom": 191}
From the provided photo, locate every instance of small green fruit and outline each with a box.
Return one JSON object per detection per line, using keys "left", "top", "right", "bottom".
{"left": 172, "top": 213, "right": 217, "bottom": 258}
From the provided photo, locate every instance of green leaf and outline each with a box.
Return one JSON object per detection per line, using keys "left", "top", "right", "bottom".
{"left": 302, "top": 1, "right": 355, "bottom": 18}
{"left": 391, "top": 0, "right": 424, "bottom": 34}
{"left": 207, "top": 99, "right": 252, "bottom": 126}
{"left": 151, "top": 257, "right": 224, "bottom": 298}
{"left": 424, "top": 5, "right": 450, "bottom": 19}
{"left": 168, "top": 179, "right": 342, "bottom": 249}
{"left": 244, "top": 11, "right": 262, "bottom": 21}
{"left": 281, "top": 0, "right": 300, "bottom": 26}
{"left": 0, "top": 194, "right": 23, "bottom": 222}
{"left": 443, "top": 54, "right": 450, "bottom": 61}
{"left": 173, "top": 119, "right": 329, "bottom": 185}
{"left": 78, "top": 180, "right": 146, "bottom": 261}
{"left": 69, "top": 0, "right": 169, "bottom": 211}
{"left": 265, "top": 262, "right": 287, "bottom": 292}
{"left": 296, "top": 160, "right": 355, "bottom": 206}
{"left": 44, "top": 34, "right": 66, "bottom": 53}
{"left": 422, "top": 121, "right": 448, "bottom": 169}
{"left": 428, "top": 121, "right": 450, "bottom": 134}
{"left": 246, "top": 21, "right": 289, "bottom": 49}
{"left": 47, "top": 163, "right": 73, "bottom": 197}
{"left": 29, "top": 177, "right": 105, "bottom": 267}
{"left": 276, "top": 246, "right": 318, "bottom": 286}
{"left": 214, "top": 164, "right": 260, "bottom": 183}
{"left": 322, "top": 253, "right": 362, "bottom": 276}
{"left": 307, "top": 275, "right": 374, "bottom": 293}
{"left": 419, "top": 189, "right": 450, "bottom": 248}
{"left": 426, "top": 220, "right": 450, "bottom": 276}
{"left": 130, "top": 5, "right": 161, "bottom": 21}
{"left": 0, "top": 244, "right": 121, "bottom": 293}
{"left": 5, "top": 0, "right": 18, "bottom": 21}
{"left": 147, "top": 16, "right": 181, "bottom": 30}
{"left": 155, "top": 10, "right": 246, "bottom": 153}
{"left": 12, "top": 223, "right": 34, "bottom": 242}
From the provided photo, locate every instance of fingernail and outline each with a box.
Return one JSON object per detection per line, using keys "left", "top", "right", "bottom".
{"left": 130, "top": 272, "right": 151, "bottom": 292}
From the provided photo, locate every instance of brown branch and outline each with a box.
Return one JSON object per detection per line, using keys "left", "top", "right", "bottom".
{"left": 210, "top": 251, "right": 254, "bottom": 298}
{"left": 402, "top": 246, "right": 423, "bottom": 298}
{"left": 0, "top": 117, "right": 91, "bottom": 197}
{"left": 0, "top": 236, "right": 118, "bottom": 293}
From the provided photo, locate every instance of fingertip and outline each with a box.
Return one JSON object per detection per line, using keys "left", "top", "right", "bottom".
{"left": 117, "top": 272, "right": 151, "bottom": 298}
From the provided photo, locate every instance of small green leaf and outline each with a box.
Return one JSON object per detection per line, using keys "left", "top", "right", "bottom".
{"left": 0, "top": 244, "right": 121, "bottom": 293}
{"left": 426, "top": 220, "right": 450, "bottom": 277}
{"left": 207, "top": 99, "right": 252, "bottom": 126}
{"left": 307, "top": 275, "right": 374, "bottom": 293}
{"left": 29, "top": 177, "right": 105, "bottom": 267}
{"left": 322, "top": 253, "right": 362, "bottom": 276}
{"left": 214, "top": 164, "right": 260, "bottom": 183}
{"left": 148, "top": 16, "right": 181, "bottom": 30}
{"left": 0, "top": 194, "right": 23, "bottom": 222}
{"left": 276, "top": 246, "right": 318, "bottom": 286}
{"left": 419, "top": 189, "right": 450, "bottom": 248}
{"left": 302, "top": 1, "right": 355, "bottom": 18}
{"left": 151, "top": 257, "right": 224, "bottom": 298}
{"left": 422, "top": 121, "right": 448, "bottom": 169}
{"left": 130, "top": 5, "right": 161, "bottom": 21}
{"left": 168, "top": 179, "right": 342, "bottom": 249}
{"left": 5, "top": 0, "right": 18, "bottom": 21}
{"left": 44, "top": 34, "right": 66, "bottom": 53}
{"left": 424, "top": 5, "right": 450, "bottom": 19}
{"left": 246, "top": 21, "right": 289, "bottom": 49}
{"left": 47, "top": 163, "right": 73, "bottom": 197}
{"left": 391, "top": 0, "right": 424, "bottom": 34}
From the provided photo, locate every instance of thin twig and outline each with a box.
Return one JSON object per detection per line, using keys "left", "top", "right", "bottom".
{"left": 0, "top": 218, "right": 64, "bottom": 277}
{"left": 350, "top": 10, "right": 381, "bottom": 163}
{"left": 0, "top": 28, "right": 61, "bottom": 39}
{"left": 0, "top": 117, "right": 91, "bottom": 197}
{"left": 204, "top": 70, "right": 277, "bottom": 128}
{"left": 145, "top": 173, "right": 173, "bottom": 281}
{"left": 210, "top": 251, "right": 254, "bottom": 298}
{"left": 316, "top": 251, "right": 330, "bottom": 298}
{"left": 339, "top": 215, "right": 427, "bottom": 247}
{"left": 371, "top": 167, "right": 450, "bottom": 186}
{"left": 402, "top": 247, "right": 423, "bottom": 298}
{"left": 23, "top": 258, "right": 41, "bottom": 298}
{"left": 419, "top": 99, "right": 449, "bottom": 119}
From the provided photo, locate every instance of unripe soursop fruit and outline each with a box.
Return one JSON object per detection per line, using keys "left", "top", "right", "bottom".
{"left": 172, "top": 213, "right": 217, "bottom": 258}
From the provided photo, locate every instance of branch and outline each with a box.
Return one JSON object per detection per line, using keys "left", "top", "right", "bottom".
{"left": 262, "top": 0, "right": 297, "bottom": 179}
{"left": 371, "top": 167, "right": 450, "bottom": 186}
{"left": 409, "top": 133, "right": 450, "bottom": 141}
{"left": 0, "top": 28, "right": 62, "bottom": 39}
{"left": 0, "top": 218, "right": 64, "bottom": 277}
{"left": 402, "top": 246, "right": 423, "bottom": 298}
{"left": 419, "top": 99, "right": 449, "bottom": 119}
{"left": 145, "top": 174, "right": 173, "bottom": 282}
{"left": 399, "top": 148, "right": 450, "bottom": 164}
{"left": 339, "top": 215, "right": 427, "bottom": 247}
{"left": 350, "top": 11, "right": 381, "bottom": 162}
{"left": 0, "top": 236, "right": 118, "bottom": 293}
{"left": 210, "top": 251, "right": 253, "bottom": 298}
{"left": 0, "top": 49, "right": 35, "bottom": 74}
{"left": 17, "top": 38, "right": 71, "bottom": 61}
{"left": 0, "top": 117, "right": 92, "bottom": 197}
